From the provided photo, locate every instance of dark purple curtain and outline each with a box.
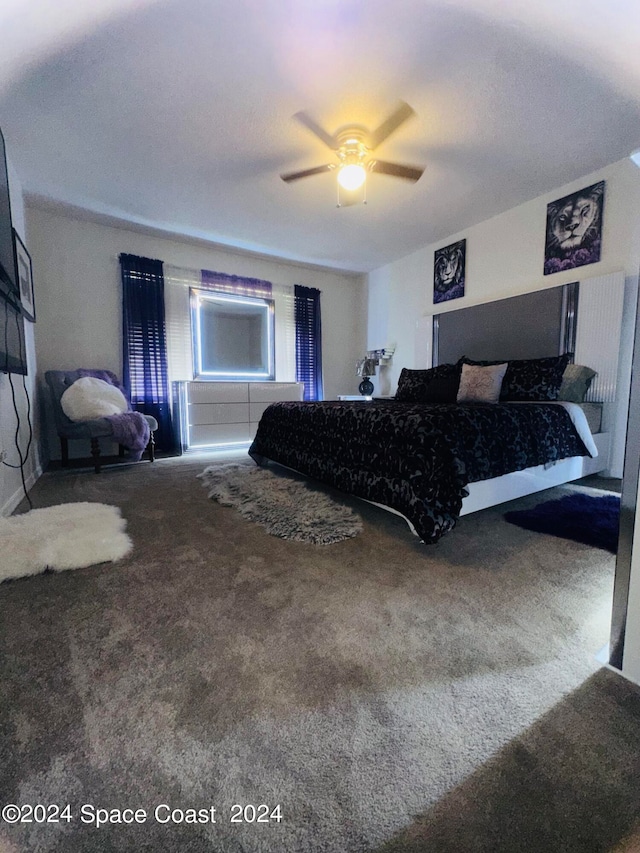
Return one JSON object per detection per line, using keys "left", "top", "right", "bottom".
{"left": 294, "top": 285, "right": 323, "bottom": 401}
{"left": 120, "top": 253, "right": 174, "bottom": 451}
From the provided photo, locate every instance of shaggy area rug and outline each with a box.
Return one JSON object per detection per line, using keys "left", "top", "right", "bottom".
{"left": 0, "top": 502, "right": 132, "bottom": 582}
{"left": 198, "top": 462, "right": 363, "bottom": 544}
{"left": 504, "top": 492, "right": 620, "bottom": 552}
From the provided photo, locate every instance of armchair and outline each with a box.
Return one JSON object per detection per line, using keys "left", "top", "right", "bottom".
{"left": 45, "top": 369, "right": 158, "bottom": 473}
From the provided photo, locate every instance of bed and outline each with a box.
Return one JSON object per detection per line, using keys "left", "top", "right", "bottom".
{"left": 248, "top": 392, "right": 598, "bottom": 544}
{"left": 249, "top": 275, "right": 622, "bottom": 544}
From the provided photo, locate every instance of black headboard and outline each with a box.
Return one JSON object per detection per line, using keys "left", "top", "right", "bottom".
{"left": 433, "top": 282, "right": 577, "bottom": 365}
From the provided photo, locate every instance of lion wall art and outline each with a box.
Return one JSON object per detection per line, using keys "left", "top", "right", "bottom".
{"left": 434, "top": 238, "right": 466, "bottom": 304}
{"left": 544, "top": 180, "right": 605, "bottom": 275}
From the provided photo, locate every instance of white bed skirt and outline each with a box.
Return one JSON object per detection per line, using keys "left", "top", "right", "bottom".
{"left": 460, "top": 431, "right": 610, "bottom": 516}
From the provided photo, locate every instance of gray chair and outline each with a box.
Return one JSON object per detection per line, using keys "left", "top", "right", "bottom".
{"left": 45, "top": 369, "right": 158, "bottom": 473}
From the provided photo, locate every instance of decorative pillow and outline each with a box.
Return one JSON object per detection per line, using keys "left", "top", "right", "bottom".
{"left": 558, "top": 363, "right": 597, "bottom": 403}
{"left": 458, "top": 353, "right": 572, "bottom": 401}
{"left": 395, "top": 364, "right": 460, "bottom": 403}
{"left": 61, "top": 377, "right": 129, "bottom": 421}
{"left": 456, "top": 362, "right": 508, "bottom": 404}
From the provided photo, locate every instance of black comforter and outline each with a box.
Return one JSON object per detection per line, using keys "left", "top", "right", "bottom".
{"left": 248, "top": 400, "right": 590, "bottom": 543}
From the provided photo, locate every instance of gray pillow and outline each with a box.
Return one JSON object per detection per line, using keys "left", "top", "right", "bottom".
{"left": 457, "top": 362, "right": 508, "bottom": 404}
{"left": 558, "top": 364, "right": 597, "bottom": 403}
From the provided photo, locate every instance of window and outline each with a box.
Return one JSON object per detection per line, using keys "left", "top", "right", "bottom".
{"left": 191, "top": 288, "right": 275, "bottom": 380}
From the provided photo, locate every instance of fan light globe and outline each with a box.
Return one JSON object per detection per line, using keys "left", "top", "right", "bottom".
{"left": 338, "top": 164, "right": 366, "bottom": 191}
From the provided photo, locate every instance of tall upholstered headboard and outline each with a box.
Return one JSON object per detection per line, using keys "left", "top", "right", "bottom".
{"left": 433, "top": 283, "right": 575, "bottom": 365}
{"left": 430, "top": 272, "right": 624, "bottom": 403}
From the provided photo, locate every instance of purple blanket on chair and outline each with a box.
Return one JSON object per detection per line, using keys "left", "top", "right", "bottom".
{"left": 106, "top": 412, "right": 150, "bottom": 461}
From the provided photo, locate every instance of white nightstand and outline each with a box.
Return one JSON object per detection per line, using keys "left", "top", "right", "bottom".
{"left": 337, "top": 395, "right": 372, "bottom": 401}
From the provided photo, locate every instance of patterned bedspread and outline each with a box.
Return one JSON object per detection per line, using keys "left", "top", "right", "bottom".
{"left": 248, "top": 400, "right": 590, "bottom": 543}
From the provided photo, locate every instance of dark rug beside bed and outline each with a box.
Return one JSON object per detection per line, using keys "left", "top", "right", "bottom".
{"left": 504, "top": 492, "right": 620, "bottom": 552}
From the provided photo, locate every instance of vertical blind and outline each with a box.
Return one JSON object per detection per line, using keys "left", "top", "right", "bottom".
{"left": 120, "top": 253, "right": 174, "bottom": 450}
{"left": 294, "top": 284, "right": 323, "bottom": 401}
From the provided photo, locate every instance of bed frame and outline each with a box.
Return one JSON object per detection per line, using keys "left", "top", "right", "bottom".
{"left": 353, "top": 430, "right": 610, "bottom": 537}
{"left": 461, "top": 431, "right": 610, "bottom": 515}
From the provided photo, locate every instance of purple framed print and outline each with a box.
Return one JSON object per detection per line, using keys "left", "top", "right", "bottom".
{"left": 544, "top": 180, "right": 605, "bottom": 276}
{"left": 434, "top": 238, "right": 465, "bottom": 304}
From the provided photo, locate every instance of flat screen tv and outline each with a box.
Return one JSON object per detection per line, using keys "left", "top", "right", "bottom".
{"left": 0, "top": 126, "right": 27, "bottom": 375}
{"left": 0, "top": 127, "right": 19, "bottom": 311}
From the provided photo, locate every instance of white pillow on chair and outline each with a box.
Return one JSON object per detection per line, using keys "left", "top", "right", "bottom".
{"left": 61, "top": 377, "right": 129, "bottom": 421}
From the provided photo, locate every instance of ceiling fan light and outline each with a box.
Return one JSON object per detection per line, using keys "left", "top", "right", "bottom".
{"left": 338, "top": 163, "right": 366, "bottom": 191}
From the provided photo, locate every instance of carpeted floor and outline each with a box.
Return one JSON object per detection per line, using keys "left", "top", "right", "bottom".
{"left": 1, "top": 455, "right": 638, "bottom": 853}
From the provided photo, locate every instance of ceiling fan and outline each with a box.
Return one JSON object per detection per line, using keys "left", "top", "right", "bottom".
{"left": 280, "top": 101, "right": 424, "bottom": 196}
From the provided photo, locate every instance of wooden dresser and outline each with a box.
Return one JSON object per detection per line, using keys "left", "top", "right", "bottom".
{"left": 174, "top": 381, "right": 304, "bottom": 450}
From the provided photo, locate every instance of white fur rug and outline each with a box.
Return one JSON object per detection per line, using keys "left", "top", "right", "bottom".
{"left": 0, "top": 502, "right": 132, "bottom": 582}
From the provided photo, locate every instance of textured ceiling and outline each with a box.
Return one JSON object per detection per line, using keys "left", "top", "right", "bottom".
{"left": 1, "top": 0, "right": 640, "bottom": 273}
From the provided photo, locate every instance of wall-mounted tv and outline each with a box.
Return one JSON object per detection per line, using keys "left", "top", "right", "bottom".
{"left": 0, "top": 126, "right": 27, "bottom": 375}
{"left": 0, "top": 127, "right": 19, "bottom": 311}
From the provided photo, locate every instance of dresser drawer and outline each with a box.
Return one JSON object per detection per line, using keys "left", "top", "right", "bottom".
{"left": 249, "top": 382, "right": 304, "bottom": 403}
{"left": 189, "top": 402, "right": 250, "bottom": 425}
{"left": 188, "top": 382, "right": 249, "bottom": 404}
{"left": 189, "top": 423, "right": 252, "bottom": 446}
{"left": 249, "top": 402, "right": 275, "bottom": 424}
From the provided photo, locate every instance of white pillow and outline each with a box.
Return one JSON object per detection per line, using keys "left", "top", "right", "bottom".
{"left": 61, "top": 377, "right": 129, "bottom": 421}
{"left": 457, "top": 362, "right": 508, "bottom": 404}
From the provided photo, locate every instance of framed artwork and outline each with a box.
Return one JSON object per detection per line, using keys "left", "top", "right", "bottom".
{"left": 544, "top": 180, "right": 605, "bottom": 276}
{"left": 13, "top": 229, "right": 35, "bottom": 322}
{"left": 434, "top": 238, "right": 465, "bottom": 304}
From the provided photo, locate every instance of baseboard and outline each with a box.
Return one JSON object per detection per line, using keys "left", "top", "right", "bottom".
{"left": 602, "top": 660, "right": 640, "bottom": 691}
{"left": 1, "top": 461, "right": 44, "bottom": 517}
{"left": 46, "top": 450, "right": 178, "bottom": 472}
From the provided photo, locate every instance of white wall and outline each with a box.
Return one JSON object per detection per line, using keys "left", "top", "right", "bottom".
{"left": 367, "top": 157, "right": 640, "bottom": 477}
{"left": 0, "top": 158, "right": 42, "bottom": 515}
{"left": 27, "top": 204, "right": 366, "bottom": 461}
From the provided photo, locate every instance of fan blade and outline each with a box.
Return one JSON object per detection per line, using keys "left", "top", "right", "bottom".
{"left": 369, "top": 159, "right": 424, "bottom": 182}
{"left": 293, "top": 112, "right": 339, "bottom": 149}
{"left": 368, "top": 102, "right": 415, "bottom": 150}
{"left": 281, "top": 164, "right": 335, "bottom": 183}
